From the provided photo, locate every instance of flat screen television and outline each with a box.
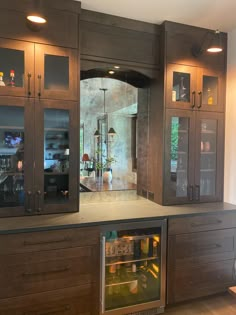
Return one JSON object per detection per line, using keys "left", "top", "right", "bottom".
{"left": 5, "top": 131, "right": 24, "bottom": 148}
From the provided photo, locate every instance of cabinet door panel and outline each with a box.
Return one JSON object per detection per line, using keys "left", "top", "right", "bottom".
{"left": 0, "top": 97, "right": 34, "bottom": 217}
{"left": 0, "top": 285, "right": 93, "bottom": 315}
{"left": 35, "top": 44, "right": 78, "bottom": 101}
{"left": 0, "top": 227, "right": 99, "bottom": 255}
{"left": 166, "top": 64, "right": 197, "bottom": 110}
{"left": 195, "top": 112, "right": 224, "bottom": 202}
{"left": 0, "top": 247, "right": 94, "bottom": 299}
{"left": 173, "top": 229, "right": 236, "bottom": 267}
{"left": 197, "top": 68, "right": 225, "bottom": 112}
{"left": 164, "top": 109, "right": 195, "bottom": 204}
{"left": 34, "top": 99, "right": 78, "bottom": 214}
{"left": 168, "top": 260, "right": 235, "bottom": 304}
{"left": 0, "top": 38, "right": 34, "bottom": 97}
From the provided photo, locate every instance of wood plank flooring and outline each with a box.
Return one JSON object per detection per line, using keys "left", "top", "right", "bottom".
{"left": 165, "top": 293, "right": 236, "bottom": 315}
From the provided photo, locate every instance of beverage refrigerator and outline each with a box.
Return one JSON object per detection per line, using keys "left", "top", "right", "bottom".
{"left": 100, "top": 220, "right": 167, "bottom": 315}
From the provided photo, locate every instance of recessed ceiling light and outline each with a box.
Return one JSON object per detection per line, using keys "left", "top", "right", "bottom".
{"left": 114, "top": 66, "right": 120, "bottom": 69}
{"left": 108, "top": 70, "right": 115, "bottom": 74}
{"left": 27, "top": 15, "right": 47, "bottom": 24}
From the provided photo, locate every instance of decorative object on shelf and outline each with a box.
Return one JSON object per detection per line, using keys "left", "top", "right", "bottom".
{"left": 103, "top": 168, "right": 112, "bottom": 183}
{"left": 0, "top": 72, "right": 5, "bottom": 86}
{"left": 82, "top": 153, "right": 90, "bottom": 170}
{"left": 192, "top": 29, "right": 223, "bottom": 57}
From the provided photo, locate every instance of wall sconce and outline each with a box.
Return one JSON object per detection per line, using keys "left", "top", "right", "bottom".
{"left": 94, "top": 130, "right": 100, "bottom": 138}
{"left": 26, "top": 0, "right": 47, "bottom": 31}
{"left": 192, "top": 29, "right": 223, "bottom": 57}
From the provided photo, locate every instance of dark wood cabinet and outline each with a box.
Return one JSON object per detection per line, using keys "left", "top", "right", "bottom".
{"left": 0, "top": 226, "right": 100, "bottom": 315}
{"left": 166, "top": 63, "right": 225, "bottom": 112}
{"left": 167, "top": 213, "right": 236, "bottom": 304}
{"left": 164, "top": 109, "right": 224, "bottom": 204}
{"left": 0, "top": 97, "right": 79, "bottom": 217}
{"left": 0, "top": 38, "right": 78, "bottom": 101}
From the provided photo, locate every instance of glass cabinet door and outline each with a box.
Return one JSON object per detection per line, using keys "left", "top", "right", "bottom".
{"left": 34, "top": 100, "right": 78, "bottom": 214}
{"left": 164, "top": 110, "right": 195, "bottom": 204}
{"left": 0, "top": 98, "right": 34, "bottom": 217}
{"left": 166, "top": 64, "right": 197, "bottom": 110}
{"left": 195, "top": 112, "right": 224, "bottom": 202}
{"left": 101, "top": 221, "right": 166, "bottom": 314}
{"left": 198, "top": 68, "right": 224, "bottom": 112}
{"left": 0, "top": 38, "right": 34, "bottom": 97}
{"left": 35, "top": 44, "right": 78, "bottom": 101}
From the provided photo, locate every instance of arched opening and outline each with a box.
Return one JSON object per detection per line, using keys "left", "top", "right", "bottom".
{"left": 80, "top": 67, "right": 151, "bottom": 193}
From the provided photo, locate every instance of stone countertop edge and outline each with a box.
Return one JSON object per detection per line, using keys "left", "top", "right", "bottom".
{"left": 0, "top": 199, "right": 236, "bottom": 234}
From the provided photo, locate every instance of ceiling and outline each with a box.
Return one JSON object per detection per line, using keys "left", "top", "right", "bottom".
{"left": 80, "top": 0, "right": 236, "bottom": 33}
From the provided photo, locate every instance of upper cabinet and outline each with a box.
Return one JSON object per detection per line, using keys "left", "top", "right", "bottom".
{"left": 166, "top": 64, "right": 225, "bottom": 112}
{"left": 0, "top": 38, "right": 78, "bottom": 101}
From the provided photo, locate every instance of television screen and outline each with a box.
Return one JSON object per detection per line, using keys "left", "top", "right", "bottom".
{"left": 5, "top": 132, "right": 24, "bottom": 148}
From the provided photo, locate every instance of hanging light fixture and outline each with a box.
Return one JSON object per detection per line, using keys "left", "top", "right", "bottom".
{"left": 191, "top": 29, "right": 223, "bottom": 57}
{"left": 100, "top": 88, "right": 116, "bottom": 137}
{"left": 26, "top": 0, "right": 47, "bottom": 25}
{"left": 206, "top": 30, "right": 223, "bottom": 53}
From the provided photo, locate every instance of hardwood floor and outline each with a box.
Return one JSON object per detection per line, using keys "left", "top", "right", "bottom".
{"left": 165, "top": 293, "right": 236, "bottom": 315}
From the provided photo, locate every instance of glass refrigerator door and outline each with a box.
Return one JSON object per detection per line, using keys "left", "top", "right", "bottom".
{"left": 101, "top": 225, "right": 164, "bottom": 314}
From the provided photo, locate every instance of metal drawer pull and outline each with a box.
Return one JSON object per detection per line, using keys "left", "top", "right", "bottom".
{"left": 191, "top": 219, "right": 222, "bottom": 227}
{"left": 24, "top": 305, "right": 70, "bottom": 315}
{"left": 23, "top": 237, "right": 71, "bottom": 246}
{"left": 27, "top": 73, "right": 31, "bottom": 96}
{"left": 195, "top": 243, "right": 221, "bottom": 251}
{"left": 22, "top": 266, "right": 69, "bottom": 277}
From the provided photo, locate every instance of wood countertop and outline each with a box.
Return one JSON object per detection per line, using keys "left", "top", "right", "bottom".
{"left": 0, "top": 199, "right": 236, "bottom": 234}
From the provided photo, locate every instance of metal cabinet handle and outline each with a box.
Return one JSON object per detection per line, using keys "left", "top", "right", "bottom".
{"left": 27, "top": 73, "right": 31, "bottom": 97}
{"left": 191, "top": 91, "right": 196, "bottom": 108}
{"left": 36, "top": 190, "right": 42, "bottom": 213}
{"left": 22, "top": 266, "right": 69, "bottom": 277}
{"left": 188, "top": 185, "right": 194, "bottom": 201}
{"left": 195, "top": 184, "right": 200, "bottom": 201}
{"left": 38, "top": 74, "right": 42, "bottom": 98}
{"left": 233, "top": 260, "right": 236, "bottom": 281}
{"left": 191, "top": 219, "right": 222, "bottom": 228}
{"left": 23, "top": 237, "right": 71, "bottom": 246}
{"left": 197, "top": 91, "right": 202, "bottom": 108}
{"left": 23, "top": 304, "right": 70, "bottom": 315}
{"left": 26, "top": 190, "right": 32, "bottom": 213}
{"left": 194, "top": 243, "right": 221, "bottom": 252}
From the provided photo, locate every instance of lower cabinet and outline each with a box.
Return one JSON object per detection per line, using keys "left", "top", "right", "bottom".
{"left": 0, "top": 285, "right": 93, "bottom": 315}
{"left": 167, "top": 214, "right": 236, "bottom": 304}
{"left": 0, "top": 227, "right": 100, "bottom": 315}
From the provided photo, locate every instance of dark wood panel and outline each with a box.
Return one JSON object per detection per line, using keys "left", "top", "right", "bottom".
{"left": 165, "top": 293, "right": 236, "bottom": 315}
{"left": 0, "top": 7, "right": 79, "bottom": 48}
{"left": 172, "top": 229, "right": 236, "bottom": 267}
{"left": 0, "top": 246, "right": 95, "bottom": 299}
{"left": 0, "top": 227, "right": 99, "bottom": 254}
{"left": 0, "top": 285, "right": 93, "bottom": 315}
{"left": 80, "top": 20, "right": 159, "bottom": 66}
{"left": 168, "top": 212, "right": 236, "bottom": 235}
{"left": 169, "top": 260, "right": 235, "bottom": 304}
{"left": 163, "top": 21, "right": 227, "bottom": 71}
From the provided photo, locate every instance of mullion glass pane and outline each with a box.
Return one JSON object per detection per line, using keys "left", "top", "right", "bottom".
{"left": 170, "top": 117, "right": 189, "bottom": 197}
{"left": 44, "top": 54, "right": 69, "bottom": 90}
{"left": 200, "top": 119, "right": 217, "bottom": 196}
{"left": 44, "top": 109, "right": 69, "bottom": 204}
{"left": 172, "top": 72, "right": 190, "bottom": 103}
{"left": 0, "top": 47, "right": 24, "bottom": 87}
{"left": 0, "top": 106, "right": 24, "bottom": 207}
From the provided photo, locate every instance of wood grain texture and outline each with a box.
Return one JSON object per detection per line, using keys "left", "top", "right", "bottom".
{"left": 165, "top": 293, "right": 236, "bottom": 315}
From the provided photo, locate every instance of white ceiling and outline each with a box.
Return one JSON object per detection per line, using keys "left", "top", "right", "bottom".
{"left": 80, "top": 0, "right": 236, "bottom": 33}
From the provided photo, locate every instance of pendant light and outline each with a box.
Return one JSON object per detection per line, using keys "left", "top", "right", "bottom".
{"left": 100, "top": 88, "right": 116, "bottom": 137}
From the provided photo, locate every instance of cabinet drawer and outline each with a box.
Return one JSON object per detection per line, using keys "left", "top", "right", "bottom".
{"left": 168, "top": 212, "right": 236, "bottom": 235}
{"left": 171, "top": 229, "right": 236, "bottom": 267}
{"left": 168, "top": 259, "right": 235, "bottom": 304}
{"left": 0, "top": 285, "right": 93, "bottom": 315}
{"left": 0, "top": 227, "right": 99, "bottom": 255}
{"left": 0, "top": 246, "right": 97, "bottom": 299}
